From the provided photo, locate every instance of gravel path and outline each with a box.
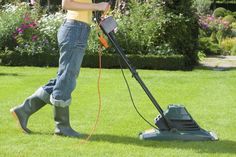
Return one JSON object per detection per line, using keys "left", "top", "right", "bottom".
{"left": 199, "top": 56, "right": 236, "bottom": 70}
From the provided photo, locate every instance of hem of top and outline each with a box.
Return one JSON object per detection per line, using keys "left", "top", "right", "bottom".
{"left": 66, "top": 18, "right": 93, "bottom": 26}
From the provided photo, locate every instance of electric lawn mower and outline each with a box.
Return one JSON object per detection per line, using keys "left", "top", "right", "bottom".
{"left": 95, "top": 3, "right": 218, "bottom": 141}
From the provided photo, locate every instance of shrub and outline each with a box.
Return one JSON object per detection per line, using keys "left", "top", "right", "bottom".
{"left": 231, "top": 45, "right": 236, "bottom": 55}
{"left": 223, "top": 15, "right": 236, "bottom": 24}
{"left": 220, "top": 37, "right": 236, "bottom": 55}
{"left": 14, "top": 12, "right": 65, "bottom": 55}
{"left": 193, "top": 0, "right": 211, "bottom": 15}
{"left": 13, "top": 13, "right": 39, "bottom": 53}
{"left": 0, "top": 47, "right": 59, "bottom": 66}
{"left": 0, "top": 3, "right": 33, "bottom": 50}
{"left": 114, "top": 1, "right": 165, "bottom": 54}
{"left": 0, "top": 3, "right": 65, "bottom": 65}
{"left": 231, "top": 22, "right": 236, "bottom": 37}
{"left": 0, "top": 1, "right": 199, "bottom": 68}
{"left": 199, "top": 15, "right": 231, "bottom": 43}
{"left": 232, "top": 22, "right": 236, "bottom": 29}
{"left": 199, "top": 37, "right": 223, "bottom": 55}
{"left": 114, "top": 0, "right": 199, "bottom": 65}
{"left": 0, "top": 0, "right": 19, "bottom": 6}
{"left": 213, "top": 7, "right": 227, "bottom": 18}
{"left": 233, "top": 12, "right": 236, "bottom": 18}
{"left": 0, "top": 51, "right": 189, "bottom": 70}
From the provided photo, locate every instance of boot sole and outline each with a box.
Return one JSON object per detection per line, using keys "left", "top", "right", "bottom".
{"left": 10, "top": 108, "right": 31, "bottom": 134}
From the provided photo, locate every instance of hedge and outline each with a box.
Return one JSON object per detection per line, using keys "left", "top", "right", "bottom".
{"left": 0, "top": 52, "right": 189, "bottom": 70}
{"left": 211, "top": 3, "right": 236, "bottom": 11}
{"left": 83, "top": 54, "right": 188, "bottom": 70}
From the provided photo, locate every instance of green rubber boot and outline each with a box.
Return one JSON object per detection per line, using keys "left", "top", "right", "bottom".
{"left": 10, "top": 88, "right": 50, "bottom": 133}
{"left": 54, "top": 106, "right": 80, "bottom": 137}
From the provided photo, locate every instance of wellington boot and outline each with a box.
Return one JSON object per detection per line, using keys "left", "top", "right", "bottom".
{"left": 10, "top": 88, "right": 49, "bottom": 133}
{"left": 54, "top": 106, "right": 80, "bottom": 137}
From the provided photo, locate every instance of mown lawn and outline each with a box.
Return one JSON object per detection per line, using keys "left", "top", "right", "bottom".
{"left": 0, "top": 66, "right": 236, "bottom": 157}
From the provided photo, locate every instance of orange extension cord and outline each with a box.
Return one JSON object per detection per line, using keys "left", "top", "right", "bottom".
{"left": 79, "top": 46, "right": 102, "bottom": 144}
{"left": 79, "top": 5, "right": 110, "bottom": 144}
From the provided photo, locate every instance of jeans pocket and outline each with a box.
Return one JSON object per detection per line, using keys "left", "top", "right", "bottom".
{"left": 77, "top": 26, "right": 91, "bottom": 48}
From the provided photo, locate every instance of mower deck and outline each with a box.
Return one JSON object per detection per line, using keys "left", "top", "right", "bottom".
{"left": 140, "top": 128, "right": 218, "bottom": 141}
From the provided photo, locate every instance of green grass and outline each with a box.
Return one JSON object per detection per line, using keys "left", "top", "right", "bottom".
{"left": 0, "top": 66, "right": 236, "bottom": 157}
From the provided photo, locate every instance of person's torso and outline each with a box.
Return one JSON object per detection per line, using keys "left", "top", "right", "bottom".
{"left": 66, "top": 0, "right": 93, "bottom": 25}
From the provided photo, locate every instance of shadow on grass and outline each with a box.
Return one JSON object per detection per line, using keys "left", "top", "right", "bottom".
{"left": 29, "top": 131, "right": 235, "bottom": 154}
{"left": 0, "top": 73, "right": 20, "bottom": 76}
{"left": 30, "top": 131, "right": 54, "bottom": 136}
{"left": 80, "top": 134, "right": 236, "bottom": 154}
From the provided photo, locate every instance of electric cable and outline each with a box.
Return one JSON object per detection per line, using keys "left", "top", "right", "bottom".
{"left": 80, "top": 1, "right": 158, "bottom": 144}
{"left": 79, "top": 2, "right": 110, "bottom": 144}
{"left": 118, "top": 58, "right": 158, "bottom": 130}
{"left": 79, "top": 45, "right": 102, "bottom": 145}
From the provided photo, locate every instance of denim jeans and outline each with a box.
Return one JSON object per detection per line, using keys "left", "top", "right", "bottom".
{"left": 42, "top": 19, "right": 91, "bottom": 107}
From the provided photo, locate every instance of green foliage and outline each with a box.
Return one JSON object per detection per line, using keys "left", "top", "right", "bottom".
{"left": 0, "top": 3, "right": 64, "bottom": 56}
{"left": 214, "top": 0, "right": 236, "bottom": 3}
{"left": 199, "top": 6, "right": 236, "bottom": 55}
{"left": 231, "top": 22, "right": 236, "bottom": 29}
{"left": 83, "top": 54, "right": 187, "bottom": 70}
{"left": 233, "top": 12, "right": 236, "bottom": 18}
{"left": 115, "top": 1, "right": 166, "bottom": 54}
{"left": 220, "top": 37, "right": 236, "bottom": 55}
{"left": 113, "top": 0, "right": 199, "bottom": 65}
{"left": 231, "top": 22, "right": 236, "bottom": 37}
{"left": 223, "top": 15, "right": 236, "bottom": 24}
{"left": 15, "top": 12, "right": 65, "bottom": 55}
{"left": 193, "top": 0, "right": 212, "bottom": 15}
{"left": 0, "top": 0, "right": 19, "bottom": 5}
{"left": 0, "top": 3, "right": 31, "bottom": 50}
{"left": 0, "top": 51, "right": 188, "bottom": 70}
{"left": 0, "top": 1, "right": 199, "bottom": 67}
{"left": 231, "top": 45, "right": 236, "bottom": 55}
{"left": 213, "top": 7, "right": 227, "bottom": 17}
{"left": 0, "top": 47, "right": 59, "bottom": 66}
{"left": 197, "top": 50, "right": 206, "bottom": 61}
{"left": 199, "top": 15, "right": 232, "bottom": 45}
{"left": 199, "top": 37, "right": 224, "bottom": 55}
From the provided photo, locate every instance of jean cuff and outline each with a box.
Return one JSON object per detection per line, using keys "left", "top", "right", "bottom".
{"left": 50, "top": 94, "right": 71, "bottom": 107}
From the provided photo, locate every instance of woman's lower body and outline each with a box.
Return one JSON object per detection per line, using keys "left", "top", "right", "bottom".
{"left": 10, "top": 19, "right": 91, "bottom": 137}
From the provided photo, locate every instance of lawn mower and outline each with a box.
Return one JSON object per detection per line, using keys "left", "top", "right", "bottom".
{"left": 95, "top": 3, "right": 218, "bottom": 141}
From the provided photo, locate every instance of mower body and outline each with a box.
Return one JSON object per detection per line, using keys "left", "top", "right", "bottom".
{"left": 140, "top": 105, "right": 218, "bottom": 141}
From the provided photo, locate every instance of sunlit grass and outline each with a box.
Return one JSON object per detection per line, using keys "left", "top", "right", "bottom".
{"left": 0, "top": 66, "right": 236, "bottom": 157}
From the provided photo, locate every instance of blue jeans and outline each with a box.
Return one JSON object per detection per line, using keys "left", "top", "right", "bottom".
{"left": 42, "top": 19, "right": 91, "bottom": 107}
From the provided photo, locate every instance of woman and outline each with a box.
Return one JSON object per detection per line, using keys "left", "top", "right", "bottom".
{"left": 10, "top": 0, "right": 109, "bottom": 137}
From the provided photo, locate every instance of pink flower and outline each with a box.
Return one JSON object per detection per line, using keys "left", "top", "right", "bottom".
{"left": 29, "top": 21, "right": 37, "bottom": 28}
{"left": 207, "top": 16, "right": 214, "bottom": 21}
{"left": 24, "top": 14, "right": 31, "bottom": 22}
{"left": 222, "top": 20, "right": 229, "bottom": 25}
{"left": 17, "top": 28, "right": 24, "bottom": 34}
{"left": 21, "top": 24, "right": 29, "bottom": 29}
{"left": 32, "top": 35, "right": 38, "bottom": 41}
